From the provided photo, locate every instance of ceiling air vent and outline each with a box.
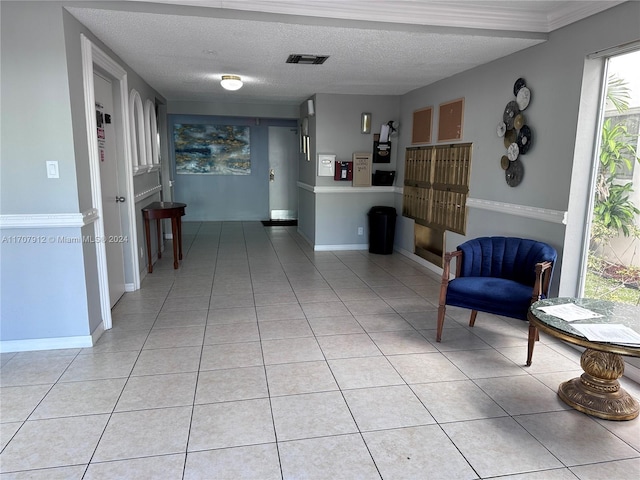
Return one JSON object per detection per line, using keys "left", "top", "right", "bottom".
{"left": 286, "top": 54, "right": 329, "bottom": 65}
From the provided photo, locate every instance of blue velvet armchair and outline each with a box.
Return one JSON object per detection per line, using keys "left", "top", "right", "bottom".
{"left": 437, "top": 237, "right": 557, "bottom": 361}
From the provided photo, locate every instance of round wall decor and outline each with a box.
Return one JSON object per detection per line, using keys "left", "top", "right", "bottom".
{"left": 498, "top": 77, "right": 534, "bottom": 187}
{"left": 506, "top": 159, "right": 524, "bottom": 187}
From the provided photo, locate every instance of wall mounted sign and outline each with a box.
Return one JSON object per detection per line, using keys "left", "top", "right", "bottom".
{"left": 497, "top": 78, "right": 533, "bottom": 187}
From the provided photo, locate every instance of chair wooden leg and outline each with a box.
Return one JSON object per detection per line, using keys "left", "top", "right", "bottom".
{"left": 436, "top": 306, "right": 446, "bottom": 342}
{"left": 526, "top": 324, "right": 538, "bottom": 366}
{"left": 469, "top": 310, "right": 478, "bottom": 327}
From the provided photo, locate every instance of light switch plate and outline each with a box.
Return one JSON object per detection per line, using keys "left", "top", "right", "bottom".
{"left": 46, "top": 161, "right": 59, "bottom": 178}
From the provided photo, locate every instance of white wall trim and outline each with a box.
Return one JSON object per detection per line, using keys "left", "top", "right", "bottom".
{"left": 296, "top": 227, "right": 313, "bottom": 248}
{"left": 0, "top": 330, "right": 100, "bottom": 353}
{"left": 314, "top": 243, "right": 368, "bottom": 251}
{"left": 129, "top": 89, "right": 147, "bottom": 172}
{"left": 81, "top": 34, "right": 141, "bottom": 331}
{"left": 624, "top": 363, "right": 640, "bottom": 385}
{"left": 134, "top": 184, "right": 162, "bottom": 203}
{"left": 396, "top": 247, "right": 444, "bottom": 276}
{"left": 548, "top": 1, "right": 626, "bottom": 32}
{"left": 467, "top": 198, "right": 567, "bottom": 224}
{"left": 0, "top": 208, "right": 99, "bottom": 229}
{"left": 297, "top": 182, "right": 314, "bottom": 193}
{"left": 297, "top": 182, "right": 396, "bottom": 194}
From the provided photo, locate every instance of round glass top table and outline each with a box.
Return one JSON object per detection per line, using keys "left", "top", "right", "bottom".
{"left": 528, "top": 297, "right": 640, "bottom": 421}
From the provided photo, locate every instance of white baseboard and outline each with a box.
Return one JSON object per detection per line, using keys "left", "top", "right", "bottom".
{"left": 0, "top": 323, "right": 105, "bottom": 353}
{"left": 396, "top": 247, "right": 443, "bottom": 276}
{"left": 624, "top": 364, "right": 640, "bottom": 385}
{"left": 296, "top": 228, "right": 313, "bottom": 247}
{"left": 314, "top": 243, "right": 368, "bottom": 251}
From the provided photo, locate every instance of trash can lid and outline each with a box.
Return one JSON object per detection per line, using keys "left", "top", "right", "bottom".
{"left": 368, "top": 206, "right": 397, "bottom": 215}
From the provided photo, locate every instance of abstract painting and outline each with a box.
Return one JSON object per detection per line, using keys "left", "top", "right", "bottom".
{"left": 174, "top": 124, "right": 250, "bottom": 175}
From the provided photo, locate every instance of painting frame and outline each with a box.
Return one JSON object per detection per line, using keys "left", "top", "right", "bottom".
{"left": 173, "top": 123, "right": 251, "bottom": 175}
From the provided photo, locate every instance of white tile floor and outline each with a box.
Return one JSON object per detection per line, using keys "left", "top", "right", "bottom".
{"left": 1, "top": 221, "right": 640, "bottom": 479}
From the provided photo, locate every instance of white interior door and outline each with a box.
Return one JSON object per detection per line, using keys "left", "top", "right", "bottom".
{"left": 268, "top": 126, "right": 299, "bottom": 220}
{"left": 94, "top": 73, "right": 126, "bottom": 307}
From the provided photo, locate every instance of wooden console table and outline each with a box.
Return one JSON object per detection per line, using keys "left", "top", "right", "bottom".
{"left": 141, "top": 202, "right": 186, "bottom": 273}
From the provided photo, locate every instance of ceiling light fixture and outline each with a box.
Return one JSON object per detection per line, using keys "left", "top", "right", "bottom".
{"left": 220, "top": 75, "right": 243, "bottom": 91}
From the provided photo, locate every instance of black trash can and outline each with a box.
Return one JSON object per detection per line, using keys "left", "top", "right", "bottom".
{"left": 368, "top": 206, "right": 397, "bottom": 254}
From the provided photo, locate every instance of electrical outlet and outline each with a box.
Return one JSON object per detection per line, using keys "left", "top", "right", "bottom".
{"left": 357, "top": 227, "right": 364, "bottom": 236}
{"left": 140, "top": 247, "right": 144, "bottom": 258}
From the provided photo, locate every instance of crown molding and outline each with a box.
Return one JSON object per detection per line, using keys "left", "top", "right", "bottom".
{"left": 157, "top": 0, "right": 623, "bottom": 33}
{"left": 548, "top": 1, "right": 626, "bottom": 31}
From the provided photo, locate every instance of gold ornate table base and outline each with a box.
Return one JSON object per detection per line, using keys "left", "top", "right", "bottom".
{"left": 557, "top": 349, "right": 639, "bottom": 421}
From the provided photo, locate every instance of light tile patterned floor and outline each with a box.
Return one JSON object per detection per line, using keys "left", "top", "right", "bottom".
{"left": 2, "top": 221, "right": 640, "bottom": 479}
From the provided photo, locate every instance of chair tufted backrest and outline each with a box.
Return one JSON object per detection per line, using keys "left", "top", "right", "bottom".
{"left": 457, "top": 237, "right": 557, "bottom": 287}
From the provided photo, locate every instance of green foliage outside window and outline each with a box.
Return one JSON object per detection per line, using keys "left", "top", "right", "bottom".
{"left": 586, "top": 74, "right": 640, "bottom": 305}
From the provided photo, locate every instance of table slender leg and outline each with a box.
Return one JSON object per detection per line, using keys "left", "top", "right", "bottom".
{"left": 526, "top": 324, "right": 537, "bottom": 366}
{"left": 171, "top": 217, "right": 179, "bottom": 269}
{"left": 144, "top": 217, "right": 153, "bottom": 274}
{"left": 177, "top": 217, "right": 183, "bottom": 260}
{"left": 558, "top": 348, "right": 639, "bottom": 420}
{"left": 156, "top": 219, "right": 162, "bottom": 259}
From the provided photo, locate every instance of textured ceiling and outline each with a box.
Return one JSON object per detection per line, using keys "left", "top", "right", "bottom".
{"left": 67, "top": 1, "right": 623, "bottom": 105}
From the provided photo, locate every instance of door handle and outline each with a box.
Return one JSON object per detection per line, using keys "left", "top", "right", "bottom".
{"left": 116, "top": 196, "right": 126, "bottom": 203}
{"left": 269, "top": 169, "right": 275, "bottom": 182}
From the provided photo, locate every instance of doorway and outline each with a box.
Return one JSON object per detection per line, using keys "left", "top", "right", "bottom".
{"left": 81, "top": 35, "right": 140, "bottom": 331}
{"left": 94, "top": 72, "right": 126, "bottom": 308}
{"left": 268, "top": 126, "right": 299, "bottom": 220}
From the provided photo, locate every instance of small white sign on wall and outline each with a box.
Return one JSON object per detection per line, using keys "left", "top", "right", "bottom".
{"left": 318, "top": 154, "right": 336, "bottom": 177}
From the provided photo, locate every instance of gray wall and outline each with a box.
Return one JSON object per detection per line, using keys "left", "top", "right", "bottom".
{"left": 0, "top": 2, "right": 91, "bottom": 341}
{"left": 167, "top": 114, "right": 297, "bottom": 221}
{"left": 314, "top": 94, "right": 400, "bottom": 186}
{"left": 299, "top": 93, "right": 401, "bottom": 247}
{"left": 0, "top": 1, "right": 166, "bottom": 343}
{"left": 394, "top": 1, "right": 640, "bottom": 295}
{"left": 1, "top": 2, "right": 79, "bottom": 214}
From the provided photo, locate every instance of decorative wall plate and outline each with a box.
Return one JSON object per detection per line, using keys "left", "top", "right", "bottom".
{"left": 503, "top": 101, "right": 520, "bottom": 129}
{"left": 497, "top": 121, "right": 506, "bottom": 137}
{"left": 516, "top": 86, "right": 531, "bottom": 110}
{"left": 513, "top": 77, "right": 526, "bottom": 96}
{"left": 507, "top": 142, "right": 519, "bottom": 161}
{"left": 517, "top": 125, "right": 532, "bottom": 154}
{"left": 505, "top": 159, "right": 524, "bottom": 187}
{"left": 514, "top": 113, "right": 526, "bottom": 130}
{"left": 503, "top": 129, "right": 517, "bottom": 148}
{"left": 500, "top": 155, "right": 510, "bottom": 170}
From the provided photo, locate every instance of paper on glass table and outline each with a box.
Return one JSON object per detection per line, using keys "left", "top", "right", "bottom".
{"left": 537, "top": 303, "right": 603, "bottom": 322}
{"left": 570, "top": 324, "right": 640, "bottom": 346}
